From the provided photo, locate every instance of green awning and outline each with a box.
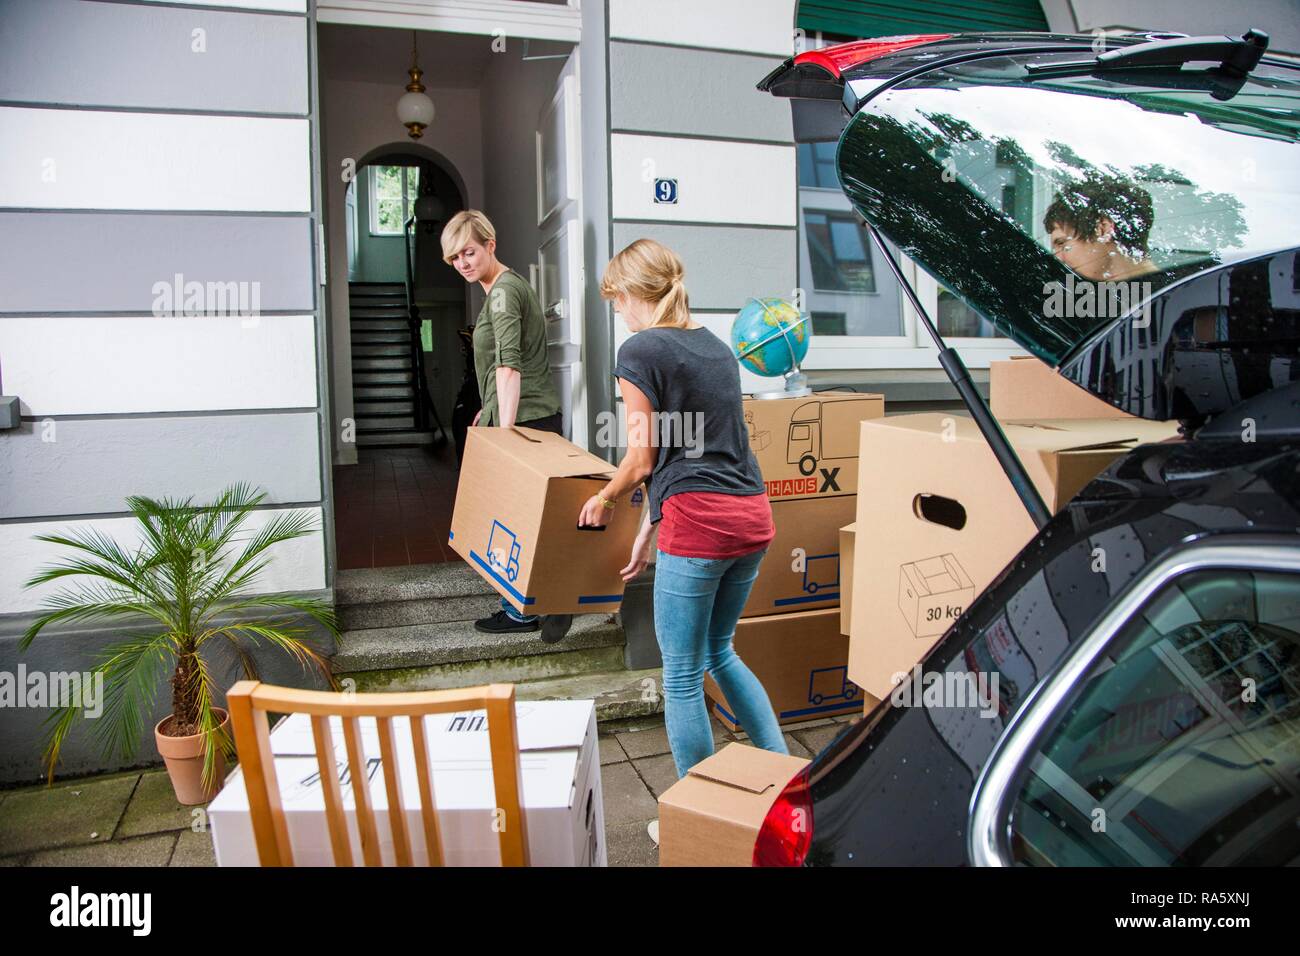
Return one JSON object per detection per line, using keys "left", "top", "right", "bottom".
{"left": 797, "top": 0, "right": 1049, "bottom": 39}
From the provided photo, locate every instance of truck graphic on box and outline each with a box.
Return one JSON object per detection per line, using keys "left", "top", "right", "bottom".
{"left": 787, "top": 397, "right": 877, "bottom": 476}
{"left": 802, "top": 552, "right": 839, "bottom": 594}
{"left": 808, "top": 666, "right": 858, "bottom": 706}
{"left": 486, "top": 519, "right": 522, "bottom": 583}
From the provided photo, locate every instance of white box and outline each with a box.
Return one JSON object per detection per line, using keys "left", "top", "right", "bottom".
{"left": 208, "top": 699, "right": 605, "bottom": 867}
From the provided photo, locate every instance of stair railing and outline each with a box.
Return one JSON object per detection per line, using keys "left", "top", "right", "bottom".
{"left": 403, "top": 215, "right": 446, "bottom": 444}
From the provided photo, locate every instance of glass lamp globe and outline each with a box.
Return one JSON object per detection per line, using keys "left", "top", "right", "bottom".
{"left": 415, "top": 193, "right": 445, "bottom": 222}
{"left": 397, "top": 88, "right": 435, "bottom": 139}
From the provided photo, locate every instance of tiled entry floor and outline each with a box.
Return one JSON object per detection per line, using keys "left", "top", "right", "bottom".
{"left": 333, "top": 443, "right": 460, "bottom": 570}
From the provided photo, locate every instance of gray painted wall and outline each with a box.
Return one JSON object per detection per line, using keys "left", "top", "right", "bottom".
{"left": 0, "top": 412, "right": 322, "bottom": 520}
{"left": 1040, "top": 0, "right": 1299, "bottom": 55}
{"left": 0, "top": 610, "right": 336, "bottom": 785}
{"left": 612, "top": 222, "right": 798, "bottom": 310}
{"left": 0, "top": 212, "right": 314, "bottom": 313}
{"left": 604, "top": 41, "right": 797, "bottom": 310}
{"left": 0, "top": 0, "right": 309, "bottom": 114}
{"left": 609, "top": 42, "right": 792, "bottom": 143}
{"left": 479, "top": 46, "right": 567, "bottom": 279}
{"left": 0, "top": 0, "right": 329, "bottom": 784}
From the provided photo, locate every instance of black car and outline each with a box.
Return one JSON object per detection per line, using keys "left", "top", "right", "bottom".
{"left": 752, "top": 30, "right": 1300, "bottom": 866}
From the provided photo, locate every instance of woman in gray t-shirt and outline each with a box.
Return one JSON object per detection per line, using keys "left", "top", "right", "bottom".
{"left": 576, "top": 239, "right": 787, "bottom": 806}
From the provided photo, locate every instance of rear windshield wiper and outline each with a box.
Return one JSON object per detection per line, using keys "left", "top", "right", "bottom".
{"left": 1025, "top": 28, "right": 1269, "bottom": 80}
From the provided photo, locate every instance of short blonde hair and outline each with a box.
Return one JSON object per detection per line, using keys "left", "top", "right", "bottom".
{"left": 599, "top": 239, "right": 691, "bottom": 329}
{"left": 440, "top": 209, "right": 496, "bottom": 263}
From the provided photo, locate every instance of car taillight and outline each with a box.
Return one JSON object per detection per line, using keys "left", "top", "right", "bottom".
{"left": 793, "top": 34, "right": 952, "bottom": 78}
{"left": 752, "top": 766, "right": 813, "bottom": 867}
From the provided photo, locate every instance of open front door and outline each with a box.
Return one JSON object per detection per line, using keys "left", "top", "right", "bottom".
{"left": 534, "top": 50, "right": 586, "bottom": 448}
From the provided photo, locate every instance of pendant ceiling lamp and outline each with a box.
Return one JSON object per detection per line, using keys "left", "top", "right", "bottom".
{"left": 396, "top": 31, "right": 435, "bottom": 140}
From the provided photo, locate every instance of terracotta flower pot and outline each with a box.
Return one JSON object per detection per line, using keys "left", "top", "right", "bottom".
{"left": 155, "top": 708, "right": 230, "bottom": 806}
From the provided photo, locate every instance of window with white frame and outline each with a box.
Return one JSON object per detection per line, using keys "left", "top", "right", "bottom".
{"left": 794, "top": 40, "right": 1025, "bottom": 370}
{"left": 368, "top": 164, "right": 420, "bottom": 236}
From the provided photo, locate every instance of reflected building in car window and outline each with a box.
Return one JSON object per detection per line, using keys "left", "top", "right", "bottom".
{"left": 1007, "top": 567, "right": 1300, "bottom": 867}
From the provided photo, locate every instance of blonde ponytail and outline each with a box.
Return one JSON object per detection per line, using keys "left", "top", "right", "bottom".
{"left": 600, "top": 239, "right": 692, "bottom": 329}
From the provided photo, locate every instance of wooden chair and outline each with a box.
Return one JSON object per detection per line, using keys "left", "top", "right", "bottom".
{"left": 225, "top": 680, "right": 529, "bottom": 866}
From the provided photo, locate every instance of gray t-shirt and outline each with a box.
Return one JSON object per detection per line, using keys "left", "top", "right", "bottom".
{"left": 613, "top": 326, "right": 765, "bottom": 523}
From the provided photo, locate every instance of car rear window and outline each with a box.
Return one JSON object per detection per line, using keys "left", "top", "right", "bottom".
{"left": 837, "top": 55, "right": 1300, "bottom": 364}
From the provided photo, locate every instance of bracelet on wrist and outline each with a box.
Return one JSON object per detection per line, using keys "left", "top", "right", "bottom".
{"left": 597, "top": 493, "right": 617, "bottom": 510}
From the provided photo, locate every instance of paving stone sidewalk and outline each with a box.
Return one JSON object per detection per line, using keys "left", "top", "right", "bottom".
{"left": 0, "top": 713, "right": 859, "bottom": 867}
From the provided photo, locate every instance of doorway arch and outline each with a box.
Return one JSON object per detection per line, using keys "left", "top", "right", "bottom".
{"left": 357, "top": 141, "right": 469, "bottom": 209}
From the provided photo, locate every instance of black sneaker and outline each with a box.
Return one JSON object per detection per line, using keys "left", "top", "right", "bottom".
{"left": 474, "top": 609, "right": 540, "bottom": 634}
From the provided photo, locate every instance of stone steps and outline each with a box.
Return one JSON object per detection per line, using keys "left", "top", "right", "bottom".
{"left": 334, "top": 613, "right": 623, "bottom": 674}
{"left": 352, "top": 355, "right": 413, "bottom": 371}
{"left": 353, "top": 384, "right": 413, "bottom": 401}
{"left": 352, "top": 369, "right": 413, "bottom": 386}
{"left": 355, "top": 430, "right": 433, "bottom": 447}
{"left": 332, "top": 561, "right": 649, "bottom": 723}
{"left": 515, "top": 667, "right": 664, "bottom": 723}
{"left": 353, "top": 399, "right": 414, "bottom": 416}
{"left": 355, "top": 415, "right": 416, "bottom": 431}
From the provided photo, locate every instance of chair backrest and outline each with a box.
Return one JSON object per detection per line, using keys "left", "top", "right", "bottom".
{"left": 225, "top": 680, "right": 529, "bottom": 866}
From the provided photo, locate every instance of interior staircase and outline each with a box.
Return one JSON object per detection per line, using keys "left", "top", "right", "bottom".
{"left": 349, "top": 280, "right": 433, "bottom": 448}
{"left": 332, "top": 561, "right": 662, "bottom": 723}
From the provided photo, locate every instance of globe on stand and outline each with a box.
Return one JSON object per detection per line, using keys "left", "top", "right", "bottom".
{"left": 730, "top": 297, "right": 813, "bottom": 399}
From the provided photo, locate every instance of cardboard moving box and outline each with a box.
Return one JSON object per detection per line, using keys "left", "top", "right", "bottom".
{"left": 839, "top": 522, "right": 855, "bottom": 637}
{"left": 849, "top": 413, "right": 1180, "bottom": 698}
{"left": 208, "top": 699, "right": 605, "bottom": 867}
{"left": 449, "top": 425, "right": 644, "bottom": 615}
{"left": 658, "top": 743, "right": 810, "bottom": 867}
{"left": 990, "top": 355, "right": 1138, "bottom": 421}
{"left": 744, "top": 390, "right": 884, "bottom": 502}
{"left": 705, "top": 607, "right": 875, "bottom": 730}
{"left": 742, "top": 495, "right": 856, "bottom": 618}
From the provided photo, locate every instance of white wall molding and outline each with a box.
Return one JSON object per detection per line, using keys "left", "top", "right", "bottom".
{"left": 134, "top": 0, "right": 306, "bottom": 11}
{"left": 0, "top": 315, "right": 319, "bottom": 416}
{"left": 0, "top": 107, "right": 311, "bottom": 212}
{"left": 611, "top": 133, "right": 795, "bottom": 227}
{"left": 609, "top": 0, "right": 795, "bottom": 56}
{"left": 317, "top": 0, "right": 581, "bottom": 42}
{"left": 1, "top": 507, "right": 327, "bottom": 614}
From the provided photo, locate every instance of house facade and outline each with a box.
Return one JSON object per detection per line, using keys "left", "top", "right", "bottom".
{"left": 0, "top": 0, "right": 1293, "bottom": 782}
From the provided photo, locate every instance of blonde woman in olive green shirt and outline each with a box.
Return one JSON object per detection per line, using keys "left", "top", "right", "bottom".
{"left": 441, "top": 209, "right": 564, "bottom": 634}
{"left": 442, "top": 210, "right": 562, "bottom": 431}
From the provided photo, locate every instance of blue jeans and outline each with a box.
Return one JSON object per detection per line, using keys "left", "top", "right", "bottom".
{"left": 653, "top": 547, "right": 788, "bottom": 777}
{"left": 501, "top": 596, "right": 538, "bottom": 624}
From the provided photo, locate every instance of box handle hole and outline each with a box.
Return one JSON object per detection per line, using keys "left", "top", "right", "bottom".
{"left": 912, "top": 493, "right": 967, "bottom": 530}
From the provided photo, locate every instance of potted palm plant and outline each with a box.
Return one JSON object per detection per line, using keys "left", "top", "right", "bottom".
{"left": 21, "top": 483, "right": 339, "bottom": 804}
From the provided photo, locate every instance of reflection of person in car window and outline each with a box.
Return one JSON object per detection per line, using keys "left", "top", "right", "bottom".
{"left": 1043, "top": 177, "right": 1160, "bottom": 282}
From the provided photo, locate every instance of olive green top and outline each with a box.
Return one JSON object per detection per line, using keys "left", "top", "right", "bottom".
{"left": 472, "top": 269, "right": 562, "bottom": 427}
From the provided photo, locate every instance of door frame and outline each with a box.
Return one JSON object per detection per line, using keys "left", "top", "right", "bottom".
{"left": 534, "top": 53, "right": 587, "bottom": 449}
{"left": 315, "top": 0, "right": 581, "bottom": 42}
{"left": 309, "top": 1, "right": 585, "bottom": 584}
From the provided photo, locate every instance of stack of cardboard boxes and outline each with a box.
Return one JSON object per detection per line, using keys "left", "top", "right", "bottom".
{"left": 663, "top": 358, "right": 1180, "bottom": 867}
{"left": 843, "top": 357, "right": 1180, "bottom": 700}
{"left": 702, "top": 390, "right": 886, "bottom": 732}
